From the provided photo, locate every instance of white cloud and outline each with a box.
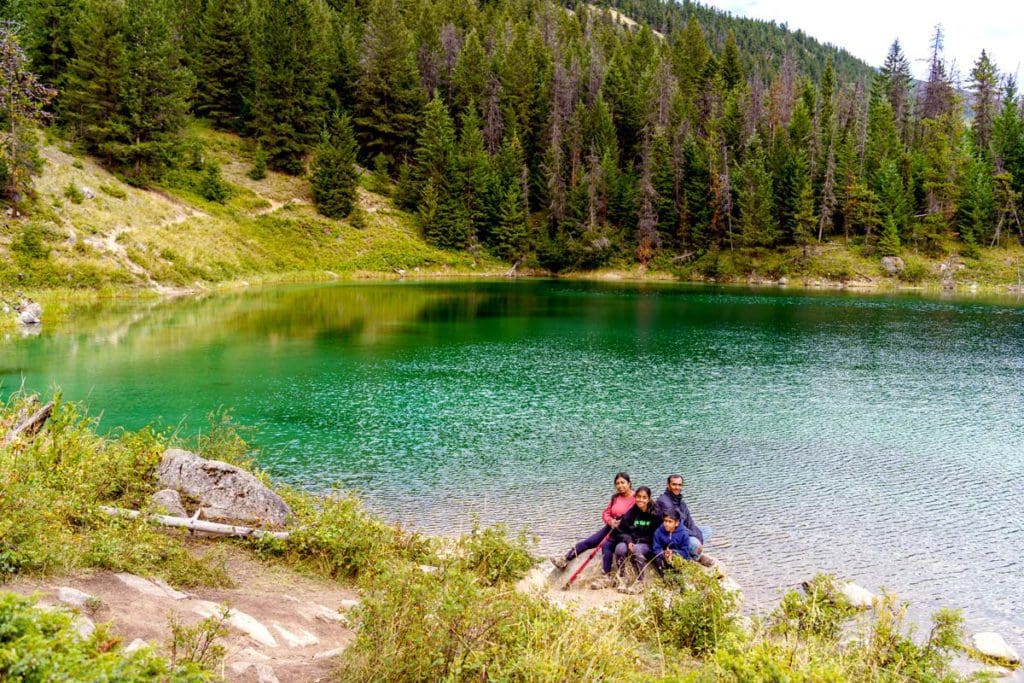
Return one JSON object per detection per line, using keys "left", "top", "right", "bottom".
{"left": 701, "top": 0, "right": 1023, "bottom": 83}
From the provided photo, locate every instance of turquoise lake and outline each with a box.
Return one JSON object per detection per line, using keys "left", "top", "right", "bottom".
{"left": 2, "top": 280, "right": 1022, "bottom": 643}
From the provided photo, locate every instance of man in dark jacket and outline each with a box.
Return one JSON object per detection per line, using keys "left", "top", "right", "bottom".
{"left": 655, "top": 474, "right": 712, "bottom": 564}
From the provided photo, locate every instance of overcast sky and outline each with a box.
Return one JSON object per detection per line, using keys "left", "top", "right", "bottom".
{"left": 701, "top": 0, "right": 1024, "bottom": 83}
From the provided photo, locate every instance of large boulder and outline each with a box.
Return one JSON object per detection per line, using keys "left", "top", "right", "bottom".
{"left": 880, "top": 256, "right": 905, "bottom": 276}
{"left": 156, "top": 448, "right": 291, "bottom": 527}
{"left": 17, "top": 301, "right": 42, "bottom": 325}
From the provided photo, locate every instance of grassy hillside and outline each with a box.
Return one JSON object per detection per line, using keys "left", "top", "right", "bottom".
{"left": 0, "top": 125, "right": 494, "bottom": 295}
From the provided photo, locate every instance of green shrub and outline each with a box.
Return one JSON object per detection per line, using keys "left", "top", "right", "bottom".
{"left": 456, "top": 522, "right": 535, "bottom": 586}
{"left": 199, "top": 161, "right": 230, "bottom": 203}
{"left": 100, "top": 183, "right": 127, "bottom": 200}
{"left": 338, "top": 561, "right": 639, "bottom": 682}
{"left": 348, "top": 205, "right": 368, "bottom": 229}
{"left": 251, "top": 491, "right": 429, "bottom": 580}
{"left": 771, "top": 574, "right": 857, "bottom": 641}
{"left": 63, "top": 183, "right": 84, "bottom": 204}
{"left": 898, "top": 256, "right": 931, "bottom": 283}
{"left": 11, "top": 223, "right": 49, "bottom": 260}
{"left": 248, "top": 144, "right": 267, "bottom": 180}
{"left": 637, "top": 559, "right": 740, "bottom": 656}
{"left": 72, "top": 159, "right": 85, "bottom": 169}
{"left": 0, "top": 592, "right": 212, "bottom": 681}
{"left": 167, "top": 609, "right": 229, "bottom": 671}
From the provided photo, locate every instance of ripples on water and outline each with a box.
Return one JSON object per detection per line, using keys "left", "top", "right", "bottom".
{"left": 3, "top": 281, "right": 1023, "bottom": 645}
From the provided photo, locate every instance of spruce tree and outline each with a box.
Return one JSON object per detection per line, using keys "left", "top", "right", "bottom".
{"left": 878, "top": 215, "right": 901, "bottom": 256}
{"left": 736, "top": 141, "right": 776, "bottom": 247}
{"left": 60, "top": 0, "right": 126, "bottom": 160}
{"left": 23, "top": 0, "right": 80, "bottom": 90}
{"left": 354, "top": 0, "right": 423, "bottom": 170}
{"left": 116, "top": 0, "right": 195, "bottom": 181}
{"left": 492, "top": 181, "right": 528, "bottom": 260}
{"left": 311, "top": 113, "right": 359, "bottom": 219}
{"left": 251, "top": 0, "right": 331, "bottom": 175}
{"left": 194, "top": 0, "right": 252, "bottom": 130}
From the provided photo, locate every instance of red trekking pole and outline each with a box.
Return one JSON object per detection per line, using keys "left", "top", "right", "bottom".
{"left": 563, "top": 531, "right": 611, "bottom": 589}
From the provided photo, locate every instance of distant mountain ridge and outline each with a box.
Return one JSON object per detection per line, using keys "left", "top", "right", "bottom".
{"left": 579, "top": 0, "right": 878, "bottom": 84}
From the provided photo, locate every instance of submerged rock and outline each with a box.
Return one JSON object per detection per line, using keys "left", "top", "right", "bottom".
{"left": 972, "top": 632, "right": 1020, "bottom": 667}
{"left": 156, "top": 448, "right": 291, "bottom": 527}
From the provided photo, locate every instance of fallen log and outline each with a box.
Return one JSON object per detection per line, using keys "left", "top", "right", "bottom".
{"left": 98, "top": 506, "right": 290, "bottom": 540}
{"left": 505, "top": 257, "right": 524, "bottom": 278}
{"left": 3, "top": 401, "right": 54, "bottom": 445}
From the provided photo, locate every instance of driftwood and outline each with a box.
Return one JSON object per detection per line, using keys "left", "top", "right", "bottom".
{"left": 99, "top": 505, "right": 290, "bottom": 540}
{"left": 505, "top": 257, "right": 524, "bottom": 278}
{"left": 3, "top": 401, "right": 54, "bottom": 446}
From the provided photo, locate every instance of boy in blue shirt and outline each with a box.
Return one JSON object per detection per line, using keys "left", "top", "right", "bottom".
{"left": 653, "top": 510, "right": 692, "bottom": 574}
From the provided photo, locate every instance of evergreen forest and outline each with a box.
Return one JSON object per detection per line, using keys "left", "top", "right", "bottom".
{"left": 3, "top": 0, "right": 1023, "bottom": 273}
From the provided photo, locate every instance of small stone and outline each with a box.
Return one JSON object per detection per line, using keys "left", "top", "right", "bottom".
{"left": 418, "top": 564, "right": 439, "bottom": 574}
{"left": 972, "top": 632, "right": 1020, "bottom": 666}
{"left": 81, "top": 186, "right": 95, "bottom": 199}
{"left": 124, "top": 638, "right": 148, "bottom": 653}
{"left": 337, "top": 599, "right": 359, "bottom": 612}
{"left": 313, "top": 647, "right": 346, "bottom": 660}
{"left": 777, "top": 276, "right": 789, "bottom": 286}
{"left": 56, "top": 587, "right": 94, "bottom": 608}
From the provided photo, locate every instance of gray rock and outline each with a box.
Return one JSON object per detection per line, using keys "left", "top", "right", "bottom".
{"left": 151, "top": 488, "right": 188, "bottom": 518}
{"left": 81, "top": 186, "right": 95, "bottom": 199}
{"left": 17, "top": 302, "right": 42, "bottom": 325}
{"left": 881, "top": 256, "right": 905, "bottom": 276}
{"left": 72, "top": 615, "right": 95, "bottom": 640}
{"left": 56, "top": 587, "right": 94, "bottom": 608}
{"left": 124, "top": 638, "right": 148, "bottom": 653}
{"left": 972, "top": 632, "right": 1020, "bottom": 666}
{"left": 838, "top": 581, "right": 876, "bottom": 609}
{"left": 156, "top": 448, "right": 291, "bottom": 527}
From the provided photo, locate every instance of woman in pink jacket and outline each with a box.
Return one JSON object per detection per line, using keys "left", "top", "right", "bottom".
{"left": 549, "top": 472, "right": 635, "bottom": 585}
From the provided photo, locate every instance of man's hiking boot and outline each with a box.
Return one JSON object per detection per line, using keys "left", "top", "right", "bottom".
{"left": 698, "top": 553, "right": 716, "bottom": 568}
{"left": 549, "top": 555, "right": 568, "bottom": 570}
{"left": 589, "top": 574, "right": 616, "bottom": 589}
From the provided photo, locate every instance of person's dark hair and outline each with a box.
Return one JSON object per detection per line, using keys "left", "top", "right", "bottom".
{"left": 662, "top": 509, "right": 681, "bottom": 521}
{"left": 614, "top": 471, "right": 631, "bottom": 485}
{"left": 667, "top": 474, "right": 683, "bottom": 485}
{"left": 634, "top": 486, "right": 652, "bottom": 498}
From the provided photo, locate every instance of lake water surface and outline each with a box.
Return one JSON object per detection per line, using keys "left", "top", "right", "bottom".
{"left": 3, "top": 280, "right": 1022, "bottom": 644}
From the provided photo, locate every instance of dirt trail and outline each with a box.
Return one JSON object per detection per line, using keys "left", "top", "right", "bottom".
{"left": 3, "top": 546, "right": 357, "bottom": 682}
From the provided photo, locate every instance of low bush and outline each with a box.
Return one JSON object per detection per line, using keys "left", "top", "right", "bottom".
{"left": 635, "top": 559, "right": 741, "bottom": 656}
{"left": 456, "top": 521, "right": 535, "bottom": 586}
{"left": 63, "top": 183, "right": 84, "bottom": 204}
{"left": 771, "top": 573, "right": 858, "bottom": 641}
{"left": 338, "top": 560, "right": 642, "bottom": 682}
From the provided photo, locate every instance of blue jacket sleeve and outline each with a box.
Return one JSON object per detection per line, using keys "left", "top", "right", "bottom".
{"left": 653, "top": 527, "right": 667, "bottom": 556}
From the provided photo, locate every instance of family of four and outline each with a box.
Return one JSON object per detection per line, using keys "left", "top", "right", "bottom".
{"left": 550, "top": 472, "right": 712, "bottom": 593}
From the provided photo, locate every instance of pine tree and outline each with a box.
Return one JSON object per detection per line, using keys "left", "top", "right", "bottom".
{"left": 878, "top": 215, "right": 901, "bottom": 256}
{"left": 251, "top": 0, "right": 331, "bottom": 175}
{"left": 311, "top": 113, "right": 359, "bottom": 219}
{"left": 718, "top": 30, "right": 744, "bottom": 92}
{"left": 969, "top": 50, "right": 999, "bottom": 158}
{"left": 492, "top": 180, "right": 529, "bottom": 260}
{"left": 60, "top": 0, "right": 126, "bottom": 160}
{"left": 115, "top": 0, "right": 195, "bottom": 181}
{"left": 736, "top": 139, "right": 776, "bottom": 247}
{"left": 199, "top": 159, "right": 230, "bottom": 202}
{"left": 879, "top": 40, "right": 913, "bottom": 143}
{"left": 354, "top": 0, "right": 424, "bottom": 170}
{"left": 22, "top": 0, "right": 80, "bottom": 90}
{"left": 194, "top": 0, "right": 252, "bottom": 130}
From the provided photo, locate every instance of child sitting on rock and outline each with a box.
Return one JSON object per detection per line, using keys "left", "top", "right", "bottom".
{"left": 653, "top": 510, "right": 692, "bottom": 574}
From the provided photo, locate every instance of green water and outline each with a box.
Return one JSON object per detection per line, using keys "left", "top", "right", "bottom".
{"left": 3, "top": 281, "right": 1023, "bottom": 642}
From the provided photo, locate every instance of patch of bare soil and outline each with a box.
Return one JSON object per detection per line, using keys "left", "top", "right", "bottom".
{"left": 2, "top": 544, "right": 357, "bottom": 682}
